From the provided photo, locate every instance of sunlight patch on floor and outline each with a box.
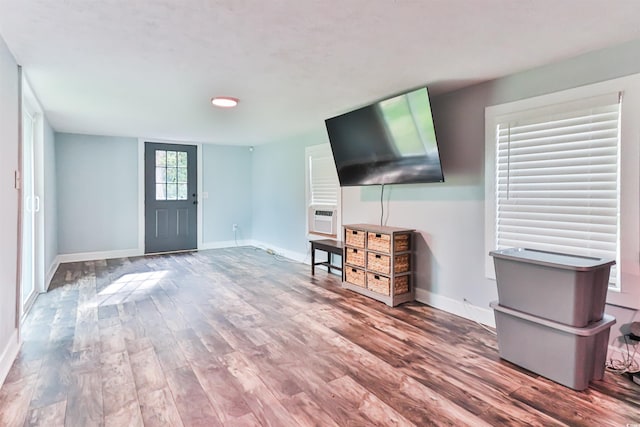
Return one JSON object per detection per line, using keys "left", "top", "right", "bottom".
{"left": 97, "top": 270, "right": 168, "bottom": 305}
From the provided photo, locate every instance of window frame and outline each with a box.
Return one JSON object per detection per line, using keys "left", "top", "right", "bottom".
{"left": 305, "top": 143, "right": 341, "bottom": 238}
{"left": 485, "top": 73, "right": 640, "bottom": 309}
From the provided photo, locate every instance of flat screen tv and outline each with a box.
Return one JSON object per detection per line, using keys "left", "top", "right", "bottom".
{"left": 324, "top": 87, "right": 444, "bottom": 186}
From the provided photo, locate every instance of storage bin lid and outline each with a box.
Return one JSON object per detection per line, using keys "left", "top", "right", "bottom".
{"left": 490, "top": 301, "right": 616, "bottom": 336}
{"left": 489, "top": 248, "right": 615, "bottom": 271}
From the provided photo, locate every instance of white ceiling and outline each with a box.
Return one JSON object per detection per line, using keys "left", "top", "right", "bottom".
{"left": 1, "top": 1, "right": 639, "bottom": 146}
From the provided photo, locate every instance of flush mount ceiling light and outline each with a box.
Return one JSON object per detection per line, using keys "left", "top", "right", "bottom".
{"left": 211, "top": 96, "right": 239, "bottom": 108}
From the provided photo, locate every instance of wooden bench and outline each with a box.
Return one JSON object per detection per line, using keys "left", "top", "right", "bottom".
{"left": 310, "top": 239, "right": 344, "bottom": 279}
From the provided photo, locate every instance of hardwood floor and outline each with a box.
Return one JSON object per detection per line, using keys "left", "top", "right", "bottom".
{"left": 1, "top": 247, "right": 638, "bottom": 426}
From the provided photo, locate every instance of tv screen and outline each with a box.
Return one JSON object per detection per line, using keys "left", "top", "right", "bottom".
{"left": 324, "top": 87, "right": 444, "bottom": 187}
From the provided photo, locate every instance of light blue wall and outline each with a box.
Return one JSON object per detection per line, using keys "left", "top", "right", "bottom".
{"left": 0, "top": 33, "right": 20, "bottom": 383}
{"left": 42, "top": 119, "right": 57, "bottom": 274}
{"left": 201, "top": 144, "right": 253, "bottom": 243}
{"left": 421, "top": 38, "right": 640, "bottom": 332}
{"left": 251, "top": 131, "right": 326, "bottom": 256}
{"left": 55, "top": 133, "right": 138, "bottom": 254}
{"left": 343, "top": 38, "right": 640, "bottom": 326}
{"left": 245, "top": 38, "right": 640, "bottom": 335}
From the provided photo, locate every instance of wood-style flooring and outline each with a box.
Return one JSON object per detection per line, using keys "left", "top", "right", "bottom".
{"left": 0, "top": 247, "right": 638, "bottom": 426}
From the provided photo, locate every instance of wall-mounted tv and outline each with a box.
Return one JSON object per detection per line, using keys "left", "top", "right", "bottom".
{"left": 324, "top": 87, "right": 444, "bottom": 187}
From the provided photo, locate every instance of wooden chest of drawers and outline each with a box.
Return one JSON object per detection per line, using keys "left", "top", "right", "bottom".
{"left": 343, "top": 224, "right": 414, "bottom": 307}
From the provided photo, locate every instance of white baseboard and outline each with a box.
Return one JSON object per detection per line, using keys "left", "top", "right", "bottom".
{"left": 249, "top": 240, "right": 309, "bottom": 264}
{"left": 57, "top": 248, "right": 144, "bottom": 264}
{"left": 45, "top": 256, "right": 61, "bottom": 291}
{"left": 0, "top": 330, "right": 20, "bottom": 387}
{"left": 54, "top": 241, "right": 307, "bottom": 266}
{"left": 199, "top": 239, "right": 309, "bottom": 264}
{"left": 199, "top": 240, "right": 253, "bottom": 250}
{"left": 415, "top": 288, "right": 496, "bottom": 328}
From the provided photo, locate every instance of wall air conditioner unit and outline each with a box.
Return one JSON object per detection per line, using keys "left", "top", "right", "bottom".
{"left": 309, "top": 206, "right": 337, "bottom": 235}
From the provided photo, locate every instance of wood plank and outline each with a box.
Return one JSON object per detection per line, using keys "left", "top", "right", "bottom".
{"left": 281, "top": 391, "right": 341, "bottom": 427}
{"left": 104, "top": 400, "right": 144, "bottom": 427}
{"left": 3, "top": 355, "right": 42, "bottom": 385}
{"left": 102, "top": 378, "right": 141, "bottom": 423}
{"left": 25, "top": 400, "right": 66, "bottom": 427}
{"left": 510, "top": 381, "right": 640, "bottom": 426}
{"left": 29, "top": 346, "right": 72, "bottom": 409}
{"left": 129, "top": 346, "right": 168, "bottom": 395}
{"left": 191, "top": 358, "right": 253, "bottom": 423}
{"left": 139, "top": 386, "right": 184, "bottom": 427}
{"left": 225, "top": 412, "right": 262, "bottom": 426}
{"left": 165, "top": 366, "right": 223, "bottom": 426}
{"left": 0, "top": 375, "right": 36, "bottom": 427}
{"left": 221, "top": 351, "right": 299, "bottom": 426}
{"left": 64, "top": 371, "right": 103, "bottom": 427}
{"left": 99, "top": 321, "right": 126, "bottom": 354}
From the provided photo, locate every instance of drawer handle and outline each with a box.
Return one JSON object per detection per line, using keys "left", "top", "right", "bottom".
{"left": 374, "top": 275, "right": 380, "bottom": 279}
{"left": 352, "top": 268, "right": 357, "bottom": 273}
{"left": 352, "top": 249, "right": 358, "bottom": 253}
{"left": 352, "top": 230, "right": 358, "bottom": 235}
{"left": 375, "top": 254, "right": 381, "bottom": 259}
{"left": 375, "top": 233, "right": 381, "bottom": 238}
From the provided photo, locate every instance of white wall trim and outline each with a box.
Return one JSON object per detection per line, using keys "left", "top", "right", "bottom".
{"left": 0, "top": 329, "right": 20, "bottom": 387}
{"left": 45, "top": 256, "right": 60, "bottom": 291}
{"left": 196, "top": 145, "right": 203, "bottom": 250}
{"left": 200, "top": 240, "right": 253, "bottom": 250}
{"left": 137, "top": 139, "right": 145, "bottom": 253}
{"left": 199, "top": 240, "right": 310, "bottom": 263}
{"left": 249, "top": 239, "right": 308, "bottom": 264}
{"left": 415, "top": 288, "right": 496, "bottom": 328}
{"left": 52, "top": 242, "right": 307, "bottom": 265}
{"left": 57, "top": 248, "right": 143, "bottom": 264}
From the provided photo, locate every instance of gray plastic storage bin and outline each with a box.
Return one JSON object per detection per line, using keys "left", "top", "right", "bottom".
{"left": 490, "top": 248, "right": 615, "bottom": 327}
{"left": 490, "top": 301, "right": 615, "bottom": 391}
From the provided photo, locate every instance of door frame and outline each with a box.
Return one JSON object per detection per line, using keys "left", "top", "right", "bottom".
{"left": 19, "top": 73, "right": 45, "bottom": 320}
{"left": 137, "top": 138, "right": 204, "bottom": 253}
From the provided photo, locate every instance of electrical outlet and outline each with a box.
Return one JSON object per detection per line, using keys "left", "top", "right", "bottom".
{"left": 232, "top": 223, "right": 238, "bottom": 232}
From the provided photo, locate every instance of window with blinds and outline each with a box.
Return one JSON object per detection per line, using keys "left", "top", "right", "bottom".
{"left": 307, "top": 144, "right": 339, "bottom": 206}
{"left": 494, "top": 92, "right": 621, "bottom": 287}
{"left": 305, "top": 143, "right": 340, "bottom": 236}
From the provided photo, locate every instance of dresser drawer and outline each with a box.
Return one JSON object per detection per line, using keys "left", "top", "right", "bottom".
{"left": 367, "top": 252, "right": 410, "bottom": 275}
{"left": 345, "top": 267, "right": 366, "bottom": 287}
{"left": 345, "top": 228, "right": 366, "bottom": 248}
{"left": 345, "top": 247, "right": 365, "bottom": 267}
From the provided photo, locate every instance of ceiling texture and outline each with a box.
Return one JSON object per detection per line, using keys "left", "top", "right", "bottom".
{"left": 0, "top": 0, "right": 639, "bottom": 145}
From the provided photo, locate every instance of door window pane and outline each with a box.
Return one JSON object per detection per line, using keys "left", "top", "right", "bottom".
{"left": 167, "top": 151, "right": 177, "bottom": 167}
{"left": 155, "top": 167, "right": 166, "bottom": 183}
{"left": 156, "top": 184, "right": 166, "bottom": 200}
{"left": 177, "top": 167, "right": 188, "bottom": 183}
{"left": 156, "top": 150, "right": 166, "bottom": 167}
{"left": 178, "top": 184, "right": 188, "bottom": 200}
{"left": 178, "top": 152, "right": 187, "bottom": 167}
{"left": 167, "top": 168, "right": 177, "bottom": 183}
{"left": 167, "top": 184, "right": 178, "bottom": 200}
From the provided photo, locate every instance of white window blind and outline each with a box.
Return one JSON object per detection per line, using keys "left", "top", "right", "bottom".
{"left": 495, "top": 92, "right": 621, "bottom": 286}
{"left": 308, "top": 145, "right": 339, "bottom": 206}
